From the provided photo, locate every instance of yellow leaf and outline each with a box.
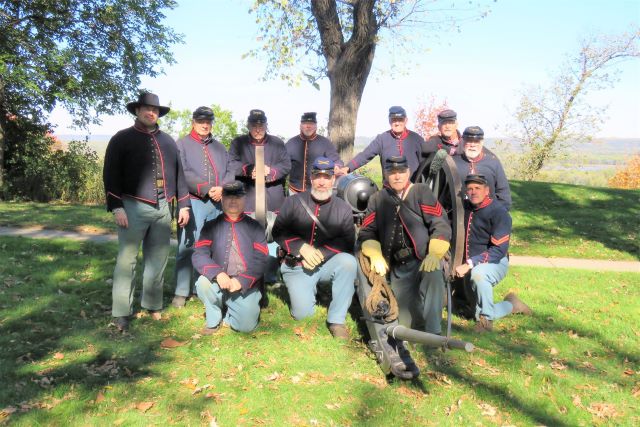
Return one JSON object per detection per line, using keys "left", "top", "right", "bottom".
{"left": 53, "top": 352, "right": 64, "bottom": 360}
{"left": 136, "top": 401, "right": 154, "bottom": 413}
{"left": 161, "top": 338, "right": 186, "bottom": 349}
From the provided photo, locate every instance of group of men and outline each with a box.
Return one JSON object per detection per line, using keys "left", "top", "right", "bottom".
{"left": 103, "top": 92, "right": 531, "bottom": 337}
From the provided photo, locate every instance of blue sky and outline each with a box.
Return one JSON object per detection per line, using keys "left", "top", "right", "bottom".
{"left": 50, "top": 0, "right": 640, "bottom": 139}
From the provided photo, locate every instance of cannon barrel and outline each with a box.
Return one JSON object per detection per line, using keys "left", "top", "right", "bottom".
{"left": 385, "top": 325, "right": 474, "bottom": 353}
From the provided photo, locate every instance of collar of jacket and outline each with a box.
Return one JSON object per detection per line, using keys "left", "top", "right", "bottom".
{"left": 250, "top": 135, "right": 267, "bottom": 146}
{"left": 441, "top": 130, "right": 461, "bottom": 145}
{"left": 390, "top": 129, "right": 408, "bottom": 140}
{"left": 299, "top": 132, "right": 317, "bottom": 142}
{"left": 309, "top": 192, "right": 331, "bottom": 205}
{"left": 223, "top": 213, "right": 246, "bottom": 223}
{"left": 190, "top": 129, "right": 212, "bottom": 144}
{"left": 469, "top": 196, "right": 493, "bottom": 211}
{"left": 134, "top": 120, "right": 159, "bottom": 135}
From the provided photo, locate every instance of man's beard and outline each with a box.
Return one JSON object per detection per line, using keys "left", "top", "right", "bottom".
{"left": 311, "top": 188, "right": 332, "bottom": 201}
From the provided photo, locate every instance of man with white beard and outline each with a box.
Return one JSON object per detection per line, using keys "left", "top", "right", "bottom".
{"left": 453, "top": 126, "right": 512, "bottom": 210}
{"left": 272, "top": 157, "right": 357, "bottom": 339}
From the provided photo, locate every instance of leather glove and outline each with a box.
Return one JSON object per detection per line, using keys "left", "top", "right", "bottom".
{"left": 420, "top": 239, "right": 450, "bottom": 272}
{"left": 299, "top": 243, "right": 324, "bottom": 268}
{"left": 361, "top": 240, "right": 388, "bottom": 276}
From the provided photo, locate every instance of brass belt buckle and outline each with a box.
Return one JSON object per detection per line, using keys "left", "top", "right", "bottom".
{"left": 156, "top": 179, "right": 164, "bottom": 187}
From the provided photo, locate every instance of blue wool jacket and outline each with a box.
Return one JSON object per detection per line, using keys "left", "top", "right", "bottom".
{"left": 285, "top": 133, "right": 342, "bottom": 193}
{"left": 463, "top": 197, "right": 512, "bottom": 266}
{"left": 453, "top": 148, "right": 512, "bottom": 210}
{"left": 358, "top": 183, "right": 452, "bottom": 263}
{"left": 228, "top": 134, "right": 291, "bottom": 212}
{"left": 192, "top": 214, "right": 268, "bottom": 292}
{"left": 103, "top": 123, "right": 190, "bottom": 211}
{"left": 176, "top": 131, "right": 234, "bottom": 200}
{"left": 347, "top": 129, "right": 425, "bottom": 180}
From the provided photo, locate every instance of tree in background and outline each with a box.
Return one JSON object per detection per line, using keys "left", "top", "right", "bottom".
{"left": 162, "top": 105, "right": 241, "bottom": 149}
{"left": 0, "top": 0, "right": 182, "bottom": 197}
{"left": 247, "top": 0, "right": 490, "bottom": 161}
{"left": 608, "top": 154, "right": 640, "bottom": 189}
{"left": 503, "top": 28, "right": 639, "bottom": 181}
{"left": 414, "top": 96, "right": 449, "bottom": 139}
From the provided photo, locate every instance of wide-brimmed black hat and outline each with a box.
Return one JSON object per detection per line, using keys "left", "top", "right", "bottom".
{"left": 384, "top": 156, "right": 409, "bottom": 171}
{"left": 222, "top": 181, "right": 246, "bottom": 197}
{"left": 462, "top": 126, "right": 484, "bottom": 140}
{"left": 126, "top": 92, "right": 170, "bottom": 117}
{"left": 192, "top": 106, "right": 215, "bottom": 121}
{"left": 464, "top": 174, "right": 488, "bottom": 186}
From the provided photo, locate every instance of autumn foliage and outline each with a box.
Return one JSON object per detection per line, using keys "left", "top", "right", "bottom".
{"left": 414, "top": 96, "right": 449, "bottom": 139}
{"left": 608, "top": 154, "right": 640, "bottom": 189}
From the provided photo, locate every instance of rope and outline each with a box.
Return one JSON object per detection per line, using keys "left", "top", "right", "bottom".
{"left": 358, "top": 251, "right": 399, "bottom": 323}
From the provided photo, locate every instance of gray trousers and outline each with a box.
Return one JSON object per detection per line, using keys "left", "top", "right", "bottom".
{"left": 112, "top": 198, "right": 171, "bottom": 317}
{"left": 390, "top": 258, "right": 445, "bottom": 335}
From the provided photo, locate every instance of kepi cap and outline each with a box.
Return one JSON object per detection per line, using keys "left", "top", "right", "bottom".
{"left": 437, "top": 109, "right": 457, "bottom": 123}
{"left": 192, "top": 106, "right": 215, "bottom": 121}
{"left": 462, "top": 126, "right": 484, "bottom": 140}
{"left": 247, "top": 109, "right": 267, "bottom": 124}
{"left": 301, "top": 112, "right": 317, "bottom": 123}
{"left": 222, "top": 181, "right": 246, "bottom": 197}
{"left": 384, "top": 155, "right": 409, "bottom": 171}
{"left": 388, "top": 106, "right": 407, "bottom": 119}
{"left": 311, "top": 157, "right": 335, "bottom": 176}
{"left": 464, "top": 174, "right": 488, "bottom": 186}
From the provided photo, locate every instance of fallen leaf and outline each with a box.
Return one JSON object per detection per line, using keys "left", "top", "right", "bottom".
{"left": 631, "top": 383, "right": 640, "bottom": 397}
{"left": 266, "top": 372, "right": 281, "bottom": 381}
{"left": 53, "top": 352, "right": 64, "bottom": 360}
{"left": 161, "top": 338, "right": 186, "bottom": 349}
{"left": 136, "top": 401, "right": 154, "bottom": 413}
{"left": 325, "top": 403, "right": 340, "bottom": 410}
{"left": 478, "top": 403, "right": 497, "bottom": 417}
{"left": 623, "top": 369, "right": 635, "bottom": 376}
{"left": 587, "top": 402, "right": 618, "bottom": 419}
{"left": 550, "top": 360, "right": 567, "bottom": 370}
{"left": 572, "top": 394, "right": 584, "bottom": 409}
{"left": 549, "top": 347, "right": 559, "bottom": 355}
{"left": 95, "top": 391, "right": 105, "bottom": 403}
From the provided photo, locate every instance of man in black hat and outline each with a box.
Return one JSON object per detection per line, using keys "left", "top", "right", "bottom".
{"left": 423, "top": 109, "right": 463, "bottom": 156}
{"left": 103, "top": 92, "right": 190, "bottom": 332}
{"left": 337, "top": 106, "right": 425, "bottom": 181}
{"left": 192, "top": 181, "right": 269, "bottom": 334}
{"left": 172, "top": 106, "right": 236, "bottom": 308}
{"left": 285, "top": 112, "right": 344, "bottom": 194}
{"left": 228, "top": 109, "right": 291, "bottom": 213}
{"left": 453, "top": 126, "right": 512, "bottom": 210}
{"left": 454, "top": 174, "right": 531, "bottom": 333}
{"left": 272, "top": 157, "right": 357, "bottom": 339}
{"left": 358, "top": 156, "right": 452, "bottom": 335}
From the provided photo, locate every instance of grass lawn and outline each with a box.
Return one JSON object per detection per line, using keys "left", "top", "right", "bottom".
{"left": 1, "top": 179, "right": 638, "bottom": 262}
{"left": 1, "top": 236, "right": 638, "bottom": 426}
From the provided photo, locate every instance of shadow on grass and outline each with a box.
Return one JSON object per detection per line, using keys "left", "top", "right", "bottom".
{"left": 510, "top": 181, "right": 639, "bottom": 259}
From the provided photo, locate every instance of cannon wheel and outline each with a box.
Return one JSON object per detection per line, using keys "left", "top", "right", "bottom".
{"left": 413, "top": 153, "right": 465, "bottom": 279}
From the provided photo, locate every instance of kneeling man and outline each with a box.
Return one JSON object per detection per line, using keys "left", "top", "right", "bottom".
{"left": 192, "top": 181, "right": 268, "bottom": 334}
{"left": 272, "top": 157, "right": 357, "bottom": 339}
{"left": 358, "top": 156, "right": 452, "bottom": 334}
{"left": 454, "top": 174, "right": 531, "bottom": 333}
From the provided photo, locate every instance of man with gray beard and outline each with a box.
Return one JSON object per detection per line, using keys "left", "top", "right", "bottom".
{"left": 272, "top": 157, "right": 357, "bottom": 339}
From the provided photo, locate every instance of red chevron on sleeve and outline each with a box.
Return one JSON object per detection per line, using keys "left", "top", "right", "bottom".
{"left": 253, "top": 242, "right": 268, "bottom": 255}
{"left": 361, "top": 212, "right": 376, "bottom": 228}
{"left": 491, "top": 235, "right": 510, "bottom": 246}
{"left": 195, "top": 239, "right": 213, "bottom": 248}
{"left": 420, "top": 202, "right": 443, "bottom": 217}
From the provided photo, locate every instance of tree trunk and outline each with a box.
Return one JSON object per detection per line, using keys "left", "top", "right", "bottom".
{"left": 312, "top": 0, "right": 378, "bottom": 162}
{"left": 0, "top": 81, "right": 6, "bottom": 198}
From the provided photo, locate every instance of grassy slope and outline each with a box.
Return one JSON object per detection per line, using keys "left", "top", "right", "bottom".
{"left": 0, "top": 237, "right": 638, "bottom": 426}
{"left": 3, "top": 178, "right": 637, "bottom": 260}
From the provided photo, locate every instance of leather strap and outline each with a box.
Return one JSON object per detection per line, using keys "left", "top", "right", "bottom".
{"left": 297, "top": 196, "right": 329, "bottom": 235}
